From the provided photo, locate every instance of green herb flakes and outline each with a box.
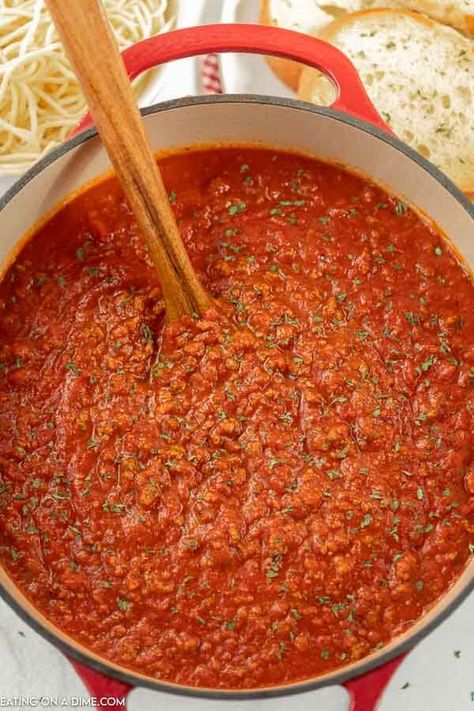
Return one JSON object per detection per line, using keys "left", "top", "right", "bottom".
{"left": 142, "top": 324, "right": 154, "bottom": 345}
{"left": 65, "top": 362, "right": 80, "bottom": 377}
{"left": 228, "top": 202, "right": 247, "bottom": 216}
{"left": 116, "top": 597, "right": 131, "bottom": 612}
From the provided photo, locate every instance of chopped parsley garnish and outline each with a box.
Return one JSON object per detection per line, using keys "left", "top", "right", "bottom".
{"left": 65, "top": 362, "right": 80, "bottom": 376}
{"left": 278, "top": 199, "right": 305, "bottom": 207}
{"left": 267, "top": 552, "right": 283, "bottom": 579}
{"left": 228, "top": 202, "right": 247, "bottom": 216}
{"left": 116, "top": 597, "right": 131, "bottom": 612}
{"left": 269, "top": 458, "right": 286, "bottom": 470}
{"left": 142, "top": 324, "right": 154, "bottom": 345}
{"left": 224, "top": 228, "right": 240, "bottom": 238}
{"left": 416, "top": 354, "right": 436, "bottom": 375}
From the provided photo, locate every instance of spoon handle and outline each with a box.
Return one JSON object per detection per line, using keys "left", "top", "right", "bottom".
{"left": 46, "top": 0, "right": 210, "bottom": 320}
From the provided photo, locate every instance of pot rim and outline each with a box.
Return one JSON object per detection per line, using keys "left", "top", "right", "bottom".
{"left": 2, "top": 93, "right": 474, "bottom": 220}
{"left": 0, "top": 93, "right": 473, "bottom": 700}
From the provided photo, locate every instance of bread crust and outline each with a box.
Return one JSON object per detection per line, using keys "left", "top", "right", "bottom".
{"left": 319, "top": 7, "right": 441, "bottom": 39}
{"left": 397, "top": 0, "right": 474, "bottom": 36}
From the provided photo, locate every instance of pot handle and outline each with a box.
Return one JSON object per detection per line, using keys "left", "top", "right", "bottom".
{"left": 344, "top": 653, "right": 407, "bottom": 710}
{"left": 68, "top": 658, "right": 132, "bottom": 709}
{"left": 71, "top": 23, "right": 389, "bottom": 136}
{"left": 70, "top": 651, "right": 407, "bottom": 710}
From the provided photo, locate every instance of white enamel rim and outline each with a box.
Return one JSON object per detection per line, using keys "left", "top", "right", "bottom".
{"left": 0, "top": 95, "right": 472, "bottom": 700}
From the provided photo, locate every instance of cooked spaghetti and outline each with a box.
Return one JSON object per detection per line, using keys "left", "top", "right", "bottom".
{"left": 0, "top": 0, "right": 175, "bottom": 175}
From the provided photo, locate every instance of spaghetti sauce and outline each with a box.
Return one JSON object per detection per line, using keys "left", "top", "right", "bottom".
{"left": 0, "top": 148, "right": 473, "bottom": 688}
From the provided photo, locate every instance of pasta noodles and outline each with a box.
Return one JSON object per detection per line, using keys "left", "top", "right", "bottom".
{"left": 0, "top": 0, "right": 175, "bottom": 174}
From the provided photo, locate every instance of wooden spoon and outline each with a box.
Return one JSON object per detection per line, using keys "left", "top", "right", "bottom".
{"left": 45, "top": 0, "right": 211, "bottom": 321}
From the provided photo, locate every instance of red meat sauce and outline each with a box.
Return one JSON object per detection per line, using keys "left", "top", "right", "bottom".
{"left": 0, "top": 148, "right": 473, "bottom": 689}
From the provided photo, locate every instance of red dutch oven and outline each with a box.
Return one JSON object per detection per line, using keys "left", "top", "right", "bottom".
{"left": 0, "top": 23, "right": 473, "bottom": 711}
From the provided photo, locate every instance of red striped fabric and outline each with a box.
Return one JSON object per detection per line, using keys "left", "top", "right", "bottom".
{"left": 201, "top": 53, "right": 223, "bottom": 94}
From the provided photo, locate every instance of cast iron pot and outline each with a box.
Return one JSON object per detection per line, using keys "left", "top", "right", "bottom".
{"left": 0, "top": 24, "right": 473, "bottom": 711}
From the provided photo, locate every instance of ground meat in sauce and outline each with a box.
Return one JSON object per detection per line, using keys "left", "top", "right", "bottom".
{"left": 0, "top": 148, "right": 473, "bottom": 689}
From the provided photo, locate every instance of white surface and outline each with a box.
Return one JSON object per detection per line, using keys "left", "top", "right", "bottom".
{"left": 139, "top": 0, "right": 207, "bottom": 104}
{"left": 0, "top": 176, "right": 15, "bottom": 199}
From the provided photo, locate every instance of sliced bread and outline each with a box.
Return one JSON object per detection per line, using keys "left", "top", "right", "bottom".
{"left": 260, "top": 0, "right": 396, "bottom": 89}
{"left": 261, "top": 0, "right": 473, "bottom": 91}
{"left": 297, "top": 9, "right": 474, "bottom": 193}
